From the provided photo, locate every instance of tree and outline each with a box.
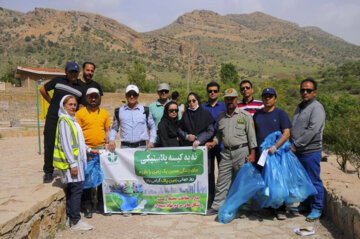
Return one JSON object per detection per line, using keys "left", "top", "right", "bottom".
{"left": 220, "top": 63, "right": 239, "bottom": 85}
{"left": 126, "top": 60, "right": 148, "bottom": 92}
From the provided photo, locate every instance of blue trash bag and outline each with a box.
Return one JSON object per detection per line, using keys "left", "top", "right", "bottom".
{"left": 218, "top": 162, "right": 265, "bottom": 224}
{"left": 83, "top": 154, "right": 104, "bottom": 189}
{"left": 254, "top": 131, "right": 289, "bottom": 209}
{"left": 279, "top": 142, "right": 317, "bottom": 204}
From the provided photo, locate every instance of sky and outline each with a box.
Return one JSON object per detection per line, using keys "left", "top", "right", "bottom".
{"left": 1, "top": 0, "right": 359, "bottom": 46}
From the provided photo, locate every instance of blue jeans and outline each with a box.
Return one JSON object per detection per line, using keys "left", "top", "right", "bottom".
{"left": 66, "top": 181, "right": 83, "bottom": 224}
{"left": 296, "top": 151, "right": 324, "bottom": 210}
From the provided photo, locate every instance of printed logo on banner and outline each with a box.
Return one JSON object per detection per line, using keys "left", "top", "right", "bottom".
{"left": 107, "top": 152, "right": 118, "bottom": 163}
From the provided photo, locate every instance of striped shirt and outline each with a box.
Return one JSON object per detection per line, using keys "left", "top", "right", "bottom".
{"left": 58, "top": 120, "right": 89, "bottom": 183}
{"left": 237, "top": 98, "right": 264, "bottom": 116}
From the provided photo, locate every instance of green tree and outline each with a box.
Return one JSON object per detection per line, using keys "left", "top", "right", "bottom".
{"left": 220, "top": 63, "right": 239, "bottom": 85}
{"left": 126, "top": 60, "right": 152, "bottom": 92}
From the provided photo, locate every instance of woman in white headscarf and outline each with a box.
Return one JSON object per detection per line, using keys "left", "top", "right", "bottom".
{"left": 54, "top": 95, "right": 98, "bottom": 231}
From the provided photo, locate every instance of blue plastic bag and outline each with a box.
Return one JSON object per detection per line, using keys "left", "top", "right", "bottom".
{"left": 218, "top": 162, "right": 265, "bottom": 224}
{"left": 83, "top": 154, "right": 104, "bottom": 189}
{"left": 254, "top": 131, "right": 317, "bottom": 208}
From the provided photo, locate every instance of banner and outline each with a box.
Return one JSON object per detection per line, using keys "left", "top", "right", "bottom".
{"left": 100, "top": 147, "right": 208, "bottom": 214}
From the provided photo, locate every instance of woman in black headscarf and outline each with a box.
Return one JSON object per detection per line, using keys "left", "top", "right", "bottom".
{"left": 179, "top": 92, "right": 215, "bottom": 148}
{"left": 157, "top": 102, "right": 181, "bottom": 147}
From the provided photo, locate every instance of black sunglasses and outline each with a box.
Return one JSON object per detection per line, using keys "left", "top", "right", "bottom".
{"left": 126, "top": 92, "right": 139, "bottom": 97}
{"left": 300, "top": 88, "right": 314, "bottom": 93}
{"left": 159, "top": 90, "right": 169, "bottom": 94}
{"left": 168, "top": 109, "right": 179, "bottom": 113}
{"left": 208, "top": 90, "right": 219, "bottom": 93}
{"left": 240, "top": 86, "right": 251, "bottom": 91}
{"left": 187, "top": 99, "right": 197, "bottom": 104}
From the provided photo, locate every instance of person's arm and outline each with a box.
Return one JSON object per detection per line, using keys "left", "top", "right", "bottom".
{"left": 195, "top": 124, "right": 215, "bottom": 145}
{"left": 105, "top": 126, "right": 110, "bottom": 145}
{"left": 108, "top": 111, "right": 120, "bottom": 152}
{"left": 39, "top": 86, "right": 51, "bottom": 103}
{"left": 269, "top": 128, "right": 290, "bottom": 154}
{"left": 157, "top": 123, "right": 171, "bottom": 147}
{"left": 244, "top": 114, "right": 257, "bottom": 161}
{"left": 205, "top": 117, "right": 222, "bottom": 149}
{"left": 292, "top": 105, "right": 325, "bottom": 150}
{"left": 147, "top": 112, "right": 156, "bottom": 144}
{"left": 58, "top": 120, "right": 78, "bottom": 177}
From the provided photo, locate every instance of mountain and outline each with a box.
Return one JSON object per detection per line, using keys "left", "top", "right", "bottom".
{"left": 0, "top": 7, "right": 359, "bottom": 90}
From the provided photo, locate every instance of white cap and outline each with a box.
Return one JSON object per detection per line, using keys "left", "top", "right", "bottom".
{"left": 86, "top": 87, "right": 100, "bottom": 96}
{"left": 126, "top": 84, "right": 139, "bottom": 94}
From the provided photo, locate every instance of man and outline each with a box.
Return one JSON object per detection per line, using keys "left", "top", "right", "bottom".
{"left": 253, "top": 88, "right": 292, "bottom": 220}
{"left": 108, "top": 84, "right": 156, "bottom": 151}
{"left": 205, "top": 88, "right": 257, "bottom": 215}
{"left": 39, "top": 62, "right": 84, "bottom": 183}
{"left": 75, "top": 88, "right": 110, "bottom": 218}
{"left": 290, "top": 78, "right": 325, "bottom": 222}
{"left": 78, "top": 62, "right": 103, "bottom": 107}
{"left": 202, "top": 82, "right": 226, "bottom": 207}
{"left": 238, "top": 80, "right": 263, "bottom": 116}
{"left": 149, "top": 83, "right": 172, "bottom": 129}
{"left": 171, "top": 91, "right": 179, "bottom": 103}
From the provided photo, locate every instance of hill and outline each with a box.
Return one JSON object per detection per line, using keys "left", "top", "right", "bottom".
{"left": 0, "top": 7, "right": 360, "bottom": 91}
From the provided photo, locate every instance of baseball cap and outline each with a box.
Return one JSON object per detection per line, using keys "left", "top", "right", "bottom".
{"left": 157, "top": 83, "right": 170, "bottom": 91}
{"left": 261, "top": 88, "right": 277, "bottom": 96}
{"left": 86, "top": 88, "right": 100, "bottom": 96}
{"left": 126, "top": 84, "right": 139, "bottom": 94}
{"left": 65, "top": 62, "right": 80, "bottom": 72}
{"left": 224, "top": 88, "right": 238, "bottom": 97}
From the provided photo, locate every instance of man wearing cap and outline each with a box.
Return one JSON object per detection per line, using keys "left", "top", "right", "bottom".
{"left": 253, "top": 87, "right": 292, "bottom": 220}
{"left": 205, "top": 88, "right": 257, "bottom": 215}
{"left": 290, "top": 78, "right": 325, "bottom": 222}
{"left": 238, "top": 80, "right": 264, "bottom": 116}
{"left": 202, "top": 81, "right": 226, "bottom": 207}
{"left": 108, "top": 84, "right": 156, "bottom": 151}
{"left": 39, "top": 62, "right": 84, "bottom": 183}
{"left": 78, "top": 62, "right": 103, "bottom": 107}
{"left": 75, "top": 88, "right": 110, "bottom": 218}
{"left": 149, "top": 83, "right": 180, "bottom": 129}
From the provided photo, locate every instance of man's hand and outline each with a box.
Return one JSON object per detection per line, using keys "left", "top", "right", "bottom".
{"left": 268, "top": 146, "right": 277, "bottom": 154}
{"left": 186, "top": 134, "right": 196, "bottom": 142}
{"left": 247, "top": 154, "right": 255, "bottom": 163}
{"left": 192, "top": 140, "right": 200, "bottom": 149}
{"left": 90, "top": 149, "right": 100, "bottom": 155}
{"left": 146, "top": 142, "right": 154, "bottom": 150}
{"left": 70, "top": 167, "right": 78, "bottom": 178}
{"left": 108, "top": 141, "right": 116, "bottom": 152}
{"left": 205, "top": 141, "right": 217, "bottom": 149}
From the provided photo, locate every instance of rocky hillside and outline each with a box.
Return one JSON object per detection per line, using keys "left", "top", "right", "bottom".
{"left": 1, "top": 7, "right": 360, "bottom": 89}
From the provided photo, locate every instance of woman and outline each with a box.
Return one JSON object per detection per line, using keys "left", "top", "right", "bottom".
{"left": 54, "top": 95, "right": 98, "bottom": 231}
{"left": 157, "top": 102, "right": 181, "bottom": 147}
{"left": 179, "top": 93, "right": 215, "bottom": 148}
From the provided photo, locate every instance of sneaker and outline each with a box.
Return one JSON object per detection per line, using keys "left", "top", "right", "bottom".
{"left": 84, "top": 208, "right": 93, "bottom": 219}
{"left": 43, "top": 173, "right": 53, "bottom": 184}
{"left": 70, "top": 219, "right": 93, "bottom": 231}
{"left": 306, "top": 208, "right": 322, "bottom": 222}
{"left": 123, "top": 212, "right": 132, "bottom": 217}
{"left": 291, "top": 204, "right": 311, "bottom": 214}
{"left": 275, "top": 211, "right": 286, "bottom": 220}
{"left": 205, "top": 208, "right": 218, "bottom": 216}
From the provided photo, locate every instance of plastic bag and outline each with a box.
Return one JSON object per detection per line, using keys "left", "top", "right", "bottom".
{"left": 83, "top": 154, "right": 104, "bottom": 189}
{"left": 218, "top": 162, "right": 265, "bottom": 224}
{"left": 254, "top": 131, "right": 317, "bottom": 208}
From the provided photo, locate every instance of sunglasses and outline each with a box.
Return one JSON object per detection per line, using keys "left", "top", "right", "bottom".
{"left": 187, "top": 99, "right": 197, "bottom": 104}
{"left": 240, "top": 86, "right": 251, "bottom": 91}
{"left": 126, "top": 92, "right": 139, "bottom": 97}
{"left": 168, "top": 109, "right": 179, "bottom": 113}
{"left": 262, "top": 94, "right": 275, "bottom": 99}
{"left": 208, "top": 90, "right": 219, "bottom": 93}
{"left": 300, "top": 88, "right": 314, "bottom": 93}
{"left": 159, "top": 90, "right": 169, "bottom": 94}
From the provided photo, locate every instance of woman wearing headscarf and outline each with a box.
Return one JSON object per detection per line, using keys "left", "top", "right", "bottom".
{"left": 179, "top": 92, "right": 215, "bottom": 148}
{"left": 157, "top": 102, "right": 181, "bottom": 147}
{"left": 53, "top": 95, "right": 98, "bottom": 231}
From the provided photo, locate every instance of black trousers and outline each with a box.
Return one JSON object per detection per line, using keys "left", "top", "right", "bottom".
{"left": 43, "top": 117, "right": 58, "bottom": 174}
{"left": 66, "top": 181, "right": 83, "bottom": 224}
{"left": 82, "top": 185, "right": 103, "bottom": 210}
{"left": 208, "top": 144, "right": 222, "bottom": 205}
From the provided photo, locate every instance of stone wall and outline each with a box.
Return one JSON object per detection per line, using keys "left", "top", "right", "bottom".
{"left": 0, "top": 190, "right": 66, "bottom": 239}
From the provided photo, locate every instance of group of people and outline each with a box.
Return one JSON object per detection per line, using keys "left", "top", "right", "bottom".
{"left": 39, "top": 61, "right": 325, "bottom": 231}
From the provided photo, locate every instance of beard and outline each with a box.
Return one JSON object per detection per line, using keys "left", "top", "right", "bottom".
{"left": 84, "top": 73, "right": 93, "bottom": 82}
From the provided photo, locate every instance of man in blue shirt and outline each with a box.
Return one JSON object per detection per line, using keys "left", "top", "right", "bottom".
{"left": 253, "top": 88, "right": 292, "bottom": 220}
{"left": 108, "top": 84, "right": 156, "bottom": 151}
{"left": 202, "top": 81, "right": 226, "bottom": 207}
